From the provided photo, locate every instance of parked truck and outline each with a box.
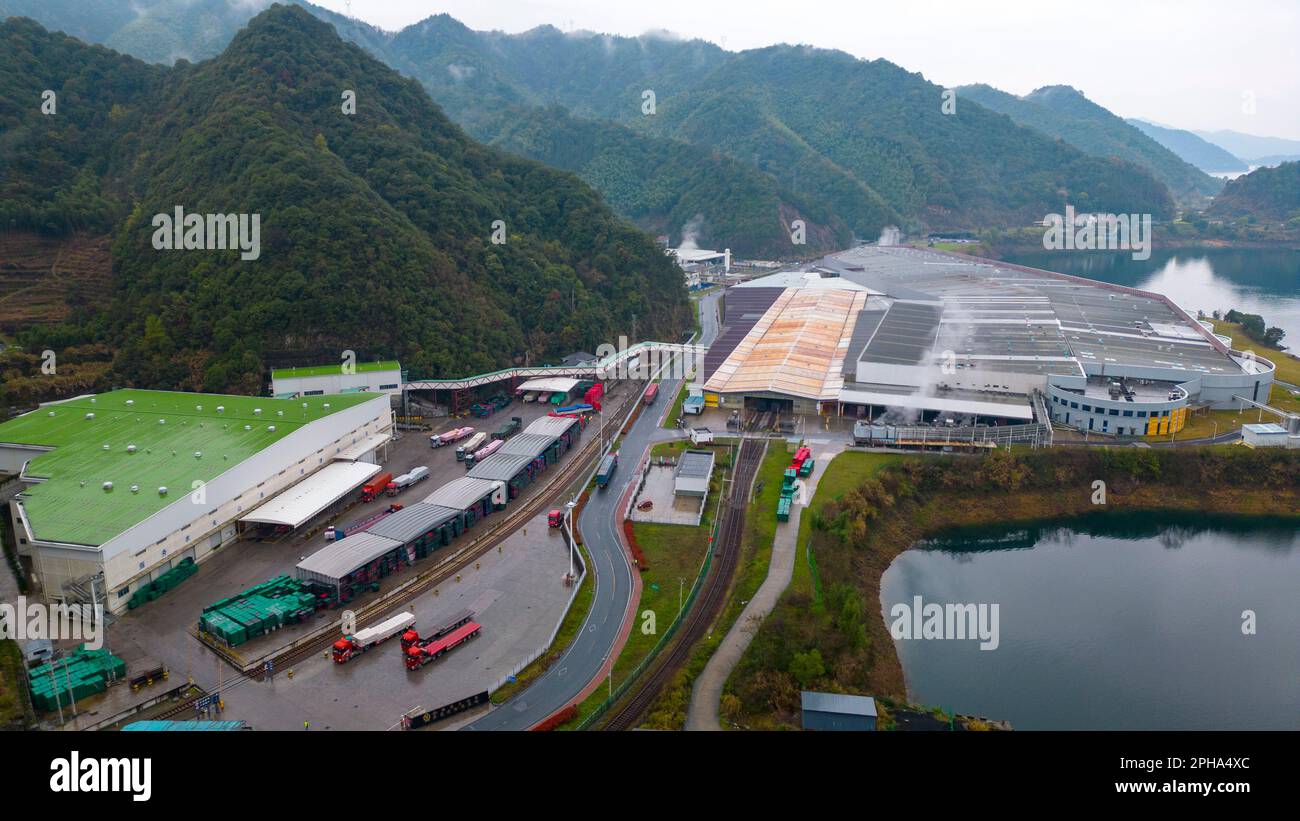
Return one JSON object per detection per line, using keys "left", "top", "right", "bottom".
{"left": 595, "top": 452, "right": 619, "bottom": 489}
{"left": 326, "top": 504, "right": 403, "bottom": 541}
{"left": 332, "top": 612, "right": 416, "bottom": 663}
{"left": 465, "top": 437, "right": 504, "bottom": 468}
{"left": 404, "top": 620, "right": 482, "bottom": 670}
{"left": 493, "top": 416, "right": 523, "bottom": 441}
{"left": 386, "top": 466, "right": 430, "bottom": 496}
{"left": 456, "top": 432, "right": 488, "bottom": 461}
{"left": 431, "top": 426, "right": 474, "bottom": 448}
{"left": 361, "top": 472, "right": 393, "bottom": 503}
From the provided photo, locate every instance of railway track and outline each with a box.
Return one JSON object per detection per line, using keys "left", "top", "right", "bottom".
{"left": 212, "top": 393, "right": 637, "bottom": 689}
{"left": 599, "top": 434, "right": 767, "bottom": 731}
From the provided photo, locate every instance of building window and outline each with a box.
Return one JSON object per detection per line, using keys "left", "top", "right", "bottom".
{"left": 1082, "top": 405, "right": 1092, "bottom": 412}
{"left": 1070, "top": 402, "right": 1078, "bottom": 409}
{"left": 380, "top": 383, "right": 398, "bottom": 390}
{"left": 1137, "top": 411, "right": 1147, "bottom": 417}
{"left": 117, "top": 587, "right": 129, "bottom": 598}
{"left": 1122, "top": 410, "right": 1133, "bottom": 417}
{"left": 1108, "top": 409, "right": 1119, "bottom": 416}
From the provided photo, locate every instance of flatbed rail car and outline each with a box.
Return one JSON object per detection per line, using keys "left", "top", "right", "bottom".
{"left": 404, "top": 621, "right": 482, "bottom": 670}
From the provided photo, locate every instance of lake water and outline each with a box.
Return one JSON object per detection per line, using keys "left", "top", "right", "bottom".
{"left": 1005, "top": 247, "right": 1300, "bottom": 348}
{"left": 879, "top": 512, "right": 1300, "bottom": 730}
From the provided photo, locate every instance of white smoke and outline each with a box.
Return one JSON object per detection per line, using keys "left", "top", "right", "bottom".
{"left": 877, "top": 226, "right": 902, "bottom": 246}
{"left": 678, "top": 213, "right": 706, "bottom": 252}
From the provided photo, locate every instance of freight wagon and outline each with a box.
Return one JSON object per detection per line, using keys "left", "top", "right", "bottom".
{"left": 456, "top": 432, "right": 488, "bottom": 460}
{"left": 404, "top": 621, "right": 482, "bottom": 670}
{"left": 332, "top": 612, "right": 416, "bottom": 663}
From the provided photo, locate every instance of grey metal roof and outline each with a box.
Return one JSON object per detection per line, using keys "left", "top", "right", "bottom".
{"left": 524, "top": 415, "right": 578, "bottom": 438}
{"left": 421, "top": 477, "right": 501, "bottom": 510}
{"left": 677, "top": 450, "right": 714, "bottom": 479}
{"left": 467, "top": 452, "right": 537, "bottom": 481}
{"left": 364, "top": 503, "right": 461, "bottom": 543}
{"left": 498, "top": 432, "right": 557, "bottom": 457}
{"left": 296, "top": 532, "right": 402, "bottom": 583}
{"left": 842, "top": 309, "right": 887, "bottom": 376}
{"left": 800, "top": 691, "right": 877, "bottom": 717}
{"left": 703, "top": 287, "right": 784, "bottom": 379}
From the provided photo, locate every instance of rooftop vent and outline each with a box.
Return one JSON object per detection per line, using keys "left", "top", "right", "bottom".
{"left": 85, "top": 413, "right": 95, "bottom": 420}
{"left": 130, "top": 484, "right": 139, "bottom": 494}
{"left": 216, "top": 406, "right": 225, "bottom": 413}
{"left": 268, "top": 425, "right": 276, "bottom": 432}
{"left": 126, "top": 399, "right": 134, "bottom": 406}
{"left": 102, "top": 481, "right": 113, "bottom": 492}
{"left": 194, "top": 451, "right": 202, "bottom": 459}
{"left": 158, "top": 486, "right": 168, "bottom": 496}
{"left": 126, "top": 444, "right": 137, "bottom": 454}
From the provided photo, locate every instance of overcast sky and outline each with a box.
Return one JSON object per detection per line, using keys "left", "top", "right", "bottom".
{"left": 313, "top": 0, "right": 1300, "bottom": 140}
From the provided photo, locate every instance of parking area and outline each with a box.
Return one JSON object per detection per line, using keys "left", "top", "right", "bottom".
{"left": 208, "top": 509, "right": 575, "bottom": 730}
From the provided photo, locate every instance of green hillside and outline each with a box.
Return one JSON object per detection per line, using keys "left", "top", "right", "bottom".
{"left": 960, "top": 84, "right": 1222, "bottom": 207}
{"left": 1, "top": 7, "right": 692, "bottom": 394}
{"left": 1206, "top": 161, "right": 1300, "bottom": 222}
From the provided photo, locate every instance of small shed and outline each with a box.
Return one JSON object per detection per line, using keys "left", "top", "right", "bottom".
{"left": 1242, "top": 423, "right": 1288, "bottom": 448}
{"left": 800, "top": 691, "right": 878, "bottom": 731}
{"left": 674, "top": 449, "right": 714, "bottom": 497}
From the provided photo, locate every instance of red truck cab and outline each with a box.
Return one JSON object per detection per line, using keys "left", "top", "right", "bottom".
{"left": 548, "top": 509, "right": 563, "bottom": 528}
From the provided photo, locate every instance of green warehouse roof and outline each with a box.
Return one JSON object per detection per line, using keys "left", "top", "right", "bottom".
{"left": 271, "top": 361, "right": 401, "bottom": 380}
{"left": 0, "top": 389, "right": 378, "bottom": 547}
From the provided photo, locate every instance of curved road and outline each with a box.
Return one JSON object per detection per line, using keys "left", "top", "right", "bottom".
{"left": 467, "top": 290, "right": 722, "bottom": 730}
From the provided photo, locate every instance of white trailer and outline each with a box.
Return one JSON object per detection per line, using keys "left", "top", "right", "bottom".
{"left": 332, "top": 612, "right": 417, "bottom": 663}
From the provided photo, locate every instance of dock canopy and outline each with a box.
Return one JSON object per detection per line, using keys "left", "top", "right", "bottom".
{"left": 239, "top": 462, "right": 379, "bottom": 529}
{"left": 363, "top": 503, "right": 461, "bottom": 544}
{"left": 422, "top": 477, "right": 503, "bottom": 511}
{"left": 517, "top": 377, "right": 580, "bottom": 395}
{"left": 296, "top": 532, "right": 402, "bottom": 587}
{"left": 837, "top": 388, "right": 1033, "bottom": 421}
{"left": 333, "top": 433, "right": 391, "bottom": 462}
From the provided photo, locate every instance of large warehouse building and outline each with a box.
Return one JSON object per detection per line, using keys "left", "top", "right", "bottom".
{"left": 0, "top": 389, "right": 393, "bottom": 614}
{"left": 701, "top": 246, "right": 1275, "bottom": 436}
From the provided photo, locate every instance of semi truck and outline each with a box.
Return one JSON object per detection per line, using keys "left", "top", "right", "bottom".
{"left": 361, "top": 472, "right": 393, "bottom": 503}
{"left": 431, "top": 426, "right": 474, "bottom": 448}
{"left": 386, "top": 466, "right": 430, "bottom": 496}
{"left": 332, "top": 612, "right": 416, "bottom": 663}
{"left": 644, "top": 383, "right": 660, "bottom": 405}
{"left": 465, "top": 437, "right": 504, "bottom": 468}
{"left": 595, "top": 452, "right": 619, "bottom": 489}
{"left": 456, "top": 432, "right": 488, "bottom": 461}
{"left": 492, "top": 416, "right": 523, "bottom": 441}
{"left": 325, "top": 503, "right": 403, "bottom": 541}
{"left": 404, "top": 620, "right": 482, "bottom": 670}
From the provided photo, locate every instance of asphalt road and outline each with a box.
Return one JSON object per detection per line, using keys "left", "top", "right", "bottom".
{"left": 466, "top": 289, "right": 722, "bottom": 730}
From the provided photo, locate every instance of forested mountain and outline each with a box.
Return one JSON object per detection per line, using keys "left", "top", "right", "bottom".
{"left": 1125, "top": 119, "right": 1247, "bottom": 174}
{"left": 0, "top": 8, "right": 691, "bottom": 393}
{"left": 1206, "top": 162, "right": 1300, "bottom": 222}
{"left": 5, "top": 0, "right": 1182, "bottom": 249}
{"left": 960, "top": 84, "right": 1222, "bottom": 207}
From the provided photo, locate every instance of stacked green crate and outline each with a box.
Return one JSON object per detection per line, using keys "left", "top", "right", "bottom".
{"left": 199, "top": 575, "right": 318, "bottom": 646}
{"left": 29, "top": 647, "right": 127, "bottom": 713}
{"left": 798, "top": 459, "right": 814, "bottom": 478}
{"left": 777, "top": 468, "right": 798, "bottom": 522}
{"left": 128, "top": 557, "right": 198, "bottom": 609}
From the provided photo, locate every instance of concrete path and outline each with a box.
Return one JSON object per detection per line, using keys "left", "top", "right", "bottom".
{"left": 686, "top": 441, "right": 844, "bottom": 730}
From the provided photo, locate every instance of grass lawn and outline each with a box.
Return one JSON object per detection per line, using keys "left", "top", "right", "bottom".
{"left": 1211, "top": 319, "right": 1300, "bottom": 385}
{"left": 789, "top": 451, "right": 900, "bottom": 601}
{"left": 635, "top": 441, "right": 790, "bottom": 728}
{"left": 662, "top": 381, "right": 690, "bottom": 429}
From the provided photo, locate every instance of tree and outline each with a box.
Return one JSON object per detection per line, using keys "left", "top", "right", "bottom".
{"left": 788, "top": 649, "right": 825, "bottom": 688}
